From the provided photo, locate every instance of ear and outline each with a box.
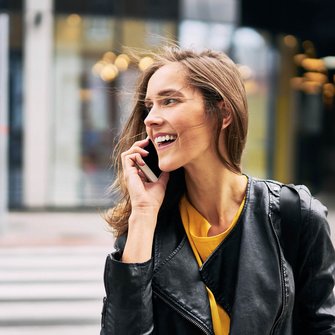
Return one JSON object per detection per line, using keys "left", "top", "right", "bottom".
{"left": 219, "top": 100, "right": 232, "bottom": 131}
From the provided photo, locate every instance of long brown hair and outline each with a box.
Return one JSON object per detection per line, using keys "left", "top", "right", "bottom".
{"left": 105, "top": 46, "right": 248, "bottom": 236}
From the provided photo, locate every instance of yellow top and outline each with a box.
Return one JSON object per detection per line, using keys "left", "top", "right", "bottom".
{"left": 179, "top": 195, "right": 245, "bottom": 335}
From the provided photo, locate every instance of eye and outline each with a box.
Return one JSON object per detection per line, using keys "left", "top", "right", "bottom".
{"left": 162, "top": 98, "right": 178, "bottom": 106}
{"left": 144, "top": 103, "right": 153, "bottom": 114}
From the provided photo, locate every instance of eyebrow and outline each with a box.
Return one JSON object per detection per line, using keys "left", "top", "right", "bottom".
{"left": 144, "top": 89, "right": 184, "bottom": 104}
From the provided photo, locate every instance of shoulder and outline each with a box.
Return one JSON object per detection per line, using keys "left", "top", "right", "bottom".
{"left": 279, "top": 182, "right": 328, "bottom": 227}
{"left": 256, "top": 176, "right": 328, "bottom": 230}
{"left": 296, "top": 186, "right": 329, "bottom": 237}
{"left": 249, "top": 175, "right": 328, "bottom": 221}
{"left": 249, "top": 176, "right": 282, "bottom": 195}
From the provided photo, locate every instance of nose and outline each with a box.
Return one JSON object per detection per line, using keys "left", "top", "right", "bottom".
{"left": 144, "top": 107, "right": 163, "bottom": 128}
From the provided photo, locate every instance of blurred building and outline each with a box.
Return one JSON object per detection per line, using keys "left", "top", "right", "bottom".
{"left": 1, "top": 0, "right": 334, "bottom": 211}
{"left": 240, "top": 0, "right": 335, "bottom": 195}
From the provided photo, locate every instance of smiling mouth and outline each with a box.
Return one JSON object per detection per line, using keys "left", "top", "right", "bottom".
{"left": 154, "top": 135, "right": 177, "bottom": 147}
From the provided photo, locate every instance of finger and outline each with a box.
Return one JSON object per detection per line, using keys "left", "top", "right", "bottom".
{"left": 121, "top": 148, "right": 147, "bottom": 168}
{"left": 123, "top": 156, "right": 146, "bottom": 186}
{"left": 122, "top": 147, "right": 149, "bottom": 159}
{"left": 124, "top": 152, "right": 145, "bottom": 167}
{"left": 121, "top": 138, "right": 150, "bottom": 164}
{"left": 122, "top": 147, "right": 149, "bottom": 164}
{"left": 132, "top": 137, "right": 150, "bottom": 150}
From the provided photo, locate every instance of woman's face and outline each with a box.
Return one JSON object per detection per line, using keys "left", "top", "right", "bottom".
{"left": 144, "top": 62, "right": 217, "bottom": 172}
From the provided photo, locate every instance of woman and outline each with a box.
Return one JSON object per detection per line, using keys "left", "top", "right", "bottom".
{"left": 100, "top": 47, "right": 335, "bottom": 334}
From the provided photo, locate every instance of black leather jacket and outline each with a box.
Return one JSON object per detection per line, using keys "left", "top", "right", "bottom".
{"left": 100, "top": 177, "right": 335, "bottom": 334}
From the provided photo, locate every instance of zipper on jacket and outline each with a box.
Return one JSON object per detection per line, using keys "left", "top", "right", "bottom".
{"left": 269, "top": 256, "right": 286, "bottom": 335}
{"left": 154, "top": 290, "right": 213, "bottom": 335}
{"left": 269, "top": 212, "right": 288, "bottom": 335}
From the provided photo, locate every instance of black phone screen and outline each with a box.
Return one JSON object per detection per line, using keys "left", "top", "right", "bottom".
{"left": 143, "top": 140, "right": 161, "bottom": 178}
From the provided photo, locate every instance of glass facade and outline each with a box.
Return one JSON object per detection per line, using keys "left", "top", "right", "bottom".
{"left": 51, "top": 14, "right": 177, "bottom": 207}
{"left": 3, "top": 0, "right": 178, "bottom": 209}
{"left": 3, "top": 0, "right": 334, "bottom": 210}
{"left": 231, "top": 28, "right": 272, "bottom": 178}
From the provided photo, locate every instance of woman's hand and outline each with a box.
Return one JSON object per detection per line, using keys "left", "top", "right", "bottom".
{"left": 121, "top": 138, "right": 169, "bottom": 263}
{"left": 121, "top": 138, "right": 169, "bottom": 214}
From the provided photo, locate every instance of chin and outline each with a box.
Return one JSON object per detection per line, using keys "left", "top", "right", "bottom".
{"left": 159, "top": 167, "right": 174, "bottom": 173}
{"left": 159, "top": 163, "right": 181, "bottom": 173}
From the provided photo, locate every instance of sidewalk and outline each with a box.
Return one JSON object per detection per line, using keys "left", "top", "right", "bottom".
{"left": 0, "top": 211, "right": 114, "bottom": 248}
{"left": 0, "top": 211, "right": 113, "bottom": 334}
{"left": 0, "top": 196, "right": 334, "bottom": 248}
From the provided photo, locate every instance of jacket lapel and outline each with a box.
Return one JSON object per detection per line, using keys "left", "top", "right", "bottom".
{"left": 153, "top": 208, "right": 214, "bottom": 334}
{"left": 201, "top": 178, "right": 286, "bottom": 334}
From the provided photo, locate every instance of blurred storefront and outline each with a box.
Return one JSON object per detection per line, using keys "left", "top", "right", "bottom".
{"left": 241, "top": 0, "right": 335, "bottom": 193}
{"left": 1, "top": 0, "right": 334, "bottom": 210}
{"left": 2, "top": 0, "right": 179, "bottom": 209}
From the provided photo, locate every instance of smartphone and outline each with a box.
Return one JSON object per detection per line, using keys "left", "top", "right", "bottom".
{"left": 137, "top": 140, "right": 161, "bottom": 182}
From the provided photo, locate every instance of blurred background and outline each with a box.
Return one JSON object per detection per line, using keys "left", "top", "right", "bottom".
{"left": 0, "top": 0, "right": 334, "bottom": 334}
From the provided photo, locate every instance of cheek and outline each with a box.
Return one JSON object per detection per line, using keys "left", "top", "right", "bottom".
{"left": 178, "top": 123, "right": 213, "bottom": 147}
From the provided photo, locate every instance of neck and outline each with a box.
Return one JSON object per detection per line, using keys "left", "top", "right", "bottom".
{"left": 184, "top": 164, "right": 247, "bottom": 232}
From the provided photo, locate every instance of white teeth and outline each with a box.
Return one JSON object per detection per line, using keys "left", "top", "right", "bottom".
{"left": 154, "top": 135, "right": 177, "bottom": 144}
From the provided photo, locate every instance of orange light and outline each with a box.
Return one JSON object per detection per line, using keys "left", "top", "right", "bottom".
{"left": 92, "top": 61, "right": 107, "bottom": 76}
{"left": 100, "top": 64, "right": 119, "bottom": 81}
{"left": 301, "top": 58, "right": 326, "bottom": 72}
{"left": 284, "top": 35, "right": 297, "bottom": 48}
{"left": 139, "top": 56, "right": 154, "bottom": 71}
{"left": 115, "top": 54, "right": 130, "bottom": 72}
{"left": 304, "top": 72, "right": 328, "bottom": 84}
{"left": 103, "top": 51, "right": 116, "bottom": 63}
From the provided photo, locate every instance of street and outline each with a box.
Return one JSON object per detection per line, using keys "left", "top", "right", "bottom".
{"left": 0, "top": 246, "right": 108, "bottom": 335}
{"left": 0, "top": 212, "right": 114, "bottom": 335}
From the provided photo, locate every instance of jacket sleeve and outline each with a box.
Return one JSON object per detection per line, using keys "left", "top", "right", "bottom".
{"left": 100, "top": 236, "right": 155, "bottom": 335}
{"left": 294, "top": 189, "right": 335, "bottom": 334}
